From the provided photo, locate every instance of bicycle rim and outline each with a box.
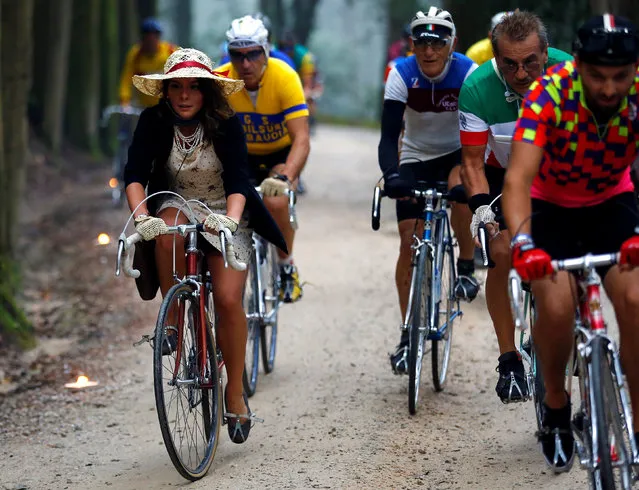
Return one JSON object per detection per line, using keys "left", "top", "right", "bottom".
{"left": 526, "top": 297, "right": 545, "bottom": 432}
{"left": 408, "top": 249, "right": 428, "bottom": 415}
{"left": 243, "top": 253, "right": 260, "bottom": 397}
{"left": 589, "top": 336, "right": 617, "bottom": 489}
{"left": 154, "top": 283, "right": 221, "bottom": 481}
{"left": 261, "top": 242, "right": 279, "bottom": 374}
{"left": 431, "top": 222, "right": 457, "bottom": 392}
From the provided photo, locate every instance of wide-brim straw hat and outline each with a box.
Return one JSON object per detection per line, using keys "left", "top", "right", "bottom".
{"left": 133, "top": 48, "right": 244, "bottom": 98}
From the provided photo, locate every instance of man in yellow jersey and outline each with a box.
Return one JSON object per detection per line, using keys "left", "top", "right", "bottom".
{"left": 465, "top": 11, "right": 507, "bottom": 65}
{"left": 217, "top": 15, "right": 311, "bottom": 303}
{"left": 119, "top": 18, "right": 177, "bottom": 108}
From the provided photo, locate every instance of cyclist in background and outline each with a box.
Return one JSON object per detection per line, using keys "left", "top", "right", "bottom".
{"left": 379, "top": 7, "right": 479, "bottom": 375}
{"left": 503, "top": 14, "right": 639, "bottom": 472}
{"left": 465, "top": 11, "right": 508, "bottom": 65}
{"left": 279, "top": 31, "right": 320, "bottom": 120}
{"left": 459, "top": 10, "right": 572, "bottom": 405}
{"left": 119, "top": 18, "right": 177, "bottom": 109}
{"left": 383, "top": 24, "right": 413, "bottom": 86}
{"left": 217, "top": 16, "right": 310, "bottom": 303}
{"left": 219, "top": 12, "right": 296, "bottom": 70}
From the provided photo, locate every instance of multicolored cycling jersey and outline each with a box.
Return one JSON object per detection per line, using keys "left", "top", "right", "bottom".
{"left": 459, "top": 47, "right": 572, "bottom": 168}
{"left": 119, "top": 41, "right": 177, "bottom": 107}
{"left": 514, "top": 61, "right": 639, "bottom": 207}
{"left": 215, "top": 58, "right": 309, "bottom": 156}
{"left": 385, "top": 53, "right": 477, "bottom": 163}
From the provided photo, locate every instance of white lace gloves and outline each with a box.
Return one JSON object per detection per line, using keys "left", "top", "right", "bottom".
{"left": 203, "top": 214, "right": 239, "bottom": 234}
{"left": 470, "top": 205, "right": 497, "bottom": 239}
{"left": 134, "top": 215, "right": 169, "bottom": 241}
{"left": 260, "top": 175, "right": 290, "bottom": 197}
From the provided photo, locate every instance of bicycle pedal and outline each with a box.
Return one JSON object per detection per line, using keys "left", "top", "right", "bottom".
{"left": 133, "top": 334, "right": 154, "bottom": 348}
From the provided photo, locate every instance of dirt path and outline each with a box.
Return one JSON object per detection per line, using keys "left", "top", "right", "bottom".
{"left": 0, "top": 125, "right": 588, "bottom": 489}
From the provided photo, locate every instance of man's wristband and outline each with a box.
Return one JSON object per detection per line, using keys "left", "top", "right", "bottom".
{"left": 468, "top": 193, "right": 492, "bottom": 213}
{"left": 510, "top": 233, "right": 533, "bottom": 249}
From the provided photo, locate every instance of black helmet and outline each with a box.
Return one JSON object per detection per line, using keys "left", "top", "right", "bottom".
{"left": 573, "top": 14, "right": 639, "bottom": 66}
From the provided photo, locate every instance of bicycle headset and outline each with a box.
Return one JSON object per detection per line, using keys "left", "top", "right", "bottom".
{"left": 573, "top": 13, "right": 639, "bottom": 66}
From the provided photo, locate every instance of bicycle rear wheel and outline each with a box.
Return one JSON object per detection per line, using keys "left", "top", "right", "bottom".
{"left": 408, "top": 247, "right": 429, "bottom": 415}
{"left": 431, "top": 216, "right": 458, "bottom": 391}
{"left": 243, "top": 251, "right": 260, "bottom": 397}
{"left": 154, "top": 282, "right": 221, "bottom": 481}
{"left": 588, "top": 336, "right": 632, "bottom": 489}
{"left": 261, "top": 242, "right": 279, "bottom": 374}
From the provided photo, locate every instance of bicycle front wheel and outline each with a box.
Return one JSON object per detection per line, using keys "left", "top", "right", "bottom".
{"left": 408, "top": 247, "right": 429, "bottom": 415}
{"left": 261, "top": 242, "right": 279, "bottom": 374}
{"left": 431, "top": 217, "right": 458, "bottom": 391}
{"left": 154, "top": 282, "right": 222, "bottom": 481}
{"left": 243, "top": 251, "right": 260, "bottom": 397}
{"left": 589, "top": 336, "right": 632, "bottom": 489}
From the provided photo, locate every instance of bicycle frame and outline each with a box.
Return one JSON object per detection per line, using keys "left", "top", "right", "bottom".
{"left": 403, "top": 188, "right": 460, "bottom": 339}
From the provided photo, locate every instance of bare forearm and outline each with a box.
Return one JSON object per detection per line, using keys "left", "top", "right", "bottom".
{"left": 461, "top": 156, "right": 490, "bottom": 196}
{"left": 125, "top": 183, "right": 148, "bottom": 217}
{"left": 283, "top": 133, "right": 310, "bottom": 181}
{"left": 226, "top": 193, "right": 247, "bottom": 222}
{"left": 503, "top": 172, "right": 532, "bottom": 237}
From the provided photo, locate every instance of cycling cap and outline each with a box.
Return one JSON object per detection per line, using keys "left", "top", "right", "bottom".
{"left": 226, "top": 15, "right": 269, "bottom": 55}
{"left": 410, "top": 7, "right": 456, "bottom": 40}
{"left": 573, "top": 14, "right": 639, "bottom": 66}
{"left": 141, "top": 17, "right": 162, "bottom": 34}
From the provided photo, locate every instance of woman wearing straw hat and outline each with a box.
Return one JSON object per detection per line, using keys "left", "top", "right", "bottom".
{"left": 123, "top": 47, "right": 287, "bottom": 444}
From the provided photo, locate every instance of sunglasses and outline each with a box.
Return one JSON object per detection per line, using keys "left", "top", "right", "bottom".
{"left": 413, "top": 37, "right": 451, "bottom": 50}
{"left": 229, "top": 49, "right": 264, "bottom": 62}
{"left": 498, "top": 58, "right": 541, "bottom": 74}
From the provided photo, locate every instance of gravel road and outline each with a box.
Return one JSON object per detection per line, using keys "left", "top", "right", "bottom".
{"left": 0, "top": 125, "right": 588, "bottom": 489}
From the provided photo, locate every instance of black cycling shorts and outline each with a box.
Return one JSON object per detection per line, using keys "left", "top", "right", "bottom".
{"left": 396, "top": 150, "right": 461, "bottom": 222}
{"left": 531, "top": 192, "right": 639, "bottom": 280}
{"left": 247, "top": 146, "right": 291, "bottom": 185}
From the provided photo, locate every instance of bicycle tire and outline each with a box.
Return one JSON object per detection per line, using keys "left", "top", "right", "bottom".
{"left": 431, "top": 216, "right": 457, "bottom": 391}
{"left": 408, "top": 246, "right": 429, "bottom": 415}
{"left": 261, "top": 242, "right": 279, "bottom": 374}
{"left": 153, "top": 282, "right": 221, "bottom": 481}
{"left": 589, "top": 336, "right": 616, "bottom": 489}
{"left": 243, "top": 251, "right": 260, "bottom": 397}
{"left": 525, "top": 295, "right": 545, "bottom": 432}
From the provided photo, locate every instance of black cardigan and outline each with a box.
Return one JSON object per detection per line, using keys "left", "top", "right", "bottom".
{"left": 123, "top": 102, "right": 288, "bottom": 254}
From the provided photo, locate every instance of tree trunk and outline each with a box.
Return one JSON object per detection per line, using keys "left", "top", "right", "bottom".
{"left": 260, "top": 0, "right": 286, "bottom": 43}
{"left": 137, "top": 0, "right": 156, "bottom": 20}
{"left": 0, "top": 0, "right": 36, "bottom": 348}
{"left": 291, "top": 0, "right": 321, "bottom": 45}
{"left": 29, "top": 0, "right": 49, "bottom": 130}
{"left": 65, "top": 0, "right": 101, "bottom": 155}
{"left": 100, "top": 0, "right": 119, "bottom": 155}
{"left": 118, "top": 0, "right": 137, "bottom": 73}
{"left": 173, "top": 0, "right": 192, "bottom": 46}
{"left": 42, "top": 0, "right": 73, "bottom": 154}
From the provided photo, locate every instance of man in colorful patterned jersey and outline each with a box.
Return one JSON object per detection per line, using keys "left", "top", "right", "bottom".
{"left": 503, "top": 14, "right": 639, "bottom": 472}
{"left": 219, "top": 15, "right": 310, "bottom": 303}
{"left": 378, "top": 7, "right": 479, "bottom": 375}
{"left": 458, "top": 10, "right": 572, "bottom": 404}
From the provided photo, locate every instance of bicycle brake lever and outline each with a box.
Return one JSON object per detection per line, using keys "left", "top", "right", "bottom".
{"left": 116, "top": 238, "right": 125, "bottom": 276}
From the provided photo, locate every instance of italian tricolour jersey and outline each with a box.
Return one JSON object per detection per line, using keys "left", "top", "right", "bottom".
{"left": 216, "top": 58, "right": 309, "bottom": 156}
{"left": 458, "top": 48, "right": 572, "bottom": 168}
{"left": 384, "top": 53, "right": 477, "bottom": 163}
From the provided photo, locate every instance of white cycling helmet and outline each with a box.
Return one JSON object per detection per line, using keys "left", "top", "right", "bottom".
{"left": 410, "top": 7, "right": 457, "bottom": 83}
{"left": 226, "top": 15, "right": 270, "bottom": 57}
{"left": 410, "top": 7, "right": 456, "bottom": 40}
{"left": 490, "top": 11, "right": 508, "bottom": 30}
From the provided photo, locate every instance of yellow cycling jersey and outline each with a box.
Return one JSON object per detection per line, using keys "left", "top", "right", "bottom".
{"left": 215, "top": 58, "right": 309, "bottom": 156}
{"left": 465, "top": 38, "right": 493, "bottom": 66}
{"left": 120, "top": 41, "right": 176, "bottom": 107}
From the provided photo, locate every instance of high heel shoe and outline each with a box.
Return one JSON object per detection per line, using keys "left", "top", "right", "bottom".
{"left": 224, "top": 387, "right": 252, "bottom": 444}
